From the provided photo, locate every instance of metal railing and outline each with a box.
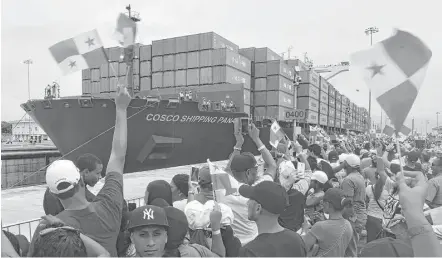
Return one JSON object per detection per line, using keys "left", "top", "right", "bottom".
{"left": 2, "top": 196, "right": 144, "bottom": 241}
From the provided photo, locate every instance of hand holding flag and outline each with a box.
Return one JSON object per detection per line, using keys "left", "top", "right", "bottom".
{"left": 113, "top": 13, "right": 137, "bottom": 47}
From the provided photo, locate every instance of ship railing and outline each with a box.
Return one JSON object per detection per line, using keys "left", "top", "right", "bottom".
{"left": 1, "top": 196, "right": 145, "bottom": 241}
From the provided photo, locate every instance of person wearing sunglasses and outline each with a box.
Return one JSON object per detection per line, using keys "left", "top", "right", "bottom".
{"left": 426, "top": 157, "right": 442, "bottom": 209}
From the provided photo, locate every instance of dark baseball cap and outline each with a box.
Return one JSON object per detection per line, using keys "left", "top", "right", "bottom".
{"left": 230, "top": 152, "right": 257, "bottom": 172}
{"left": 127, "top": 205, "right": 169, "bottom": 231}
{"left": 406, "top": 151, "right": 420, "bottom": 162}
{"left": 323, "top": 188, "right": 350, "bottom": 210}
{"left": 198, "top": 165, "right": 212, "bottom": 185}
{"left": 359, "top": 237, "right": 413, "bottom": 257}
{"left": 239, "top": 181, "right": 288, "bottom": 214}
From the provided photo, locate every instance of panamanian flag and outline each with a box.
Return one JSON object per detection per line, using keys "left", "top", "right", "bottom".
{"left": 49, "top": 30, "right": 108, "bottom": 75}
{"left": 270, "top": 121, "right": 285, "bottom": 148}
{"left": 351, "top": 29, "right": 432, "bottom": 132}
{"left": 113, "top": 13, "right": 137, "bottom": 47}
{"left": 207, "top": 159, "right": 239, "bottom": 201}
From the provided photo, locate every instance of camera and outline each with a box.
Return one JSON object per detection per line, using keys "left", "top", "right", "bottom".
{"left": 240, "top": 118, "right": 250, "bottom": 135}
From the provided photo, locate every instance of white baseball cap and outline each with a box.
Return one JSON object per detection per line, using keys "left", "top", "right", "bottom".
{"left": 345, "top": 154, "right": 361, "bottom": 168}
{"left": 311, "top": 171, "right": 328, "bottom": 184}
{"left": 46, "top": 160, "right": 81, "bottom": 194}
{"left": 339, "top": 153, "right": 348, "bottom": 163}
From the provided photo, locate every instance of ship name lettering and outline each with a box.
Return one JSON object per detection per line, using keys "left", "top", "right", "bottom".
{"left": 146, "top": 114, "right": 235, "bottom": 124}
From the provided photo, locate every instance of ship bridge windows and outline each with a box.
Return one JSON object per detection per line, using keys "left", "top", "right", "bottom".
{"left": 167, "top": 98, "right": 180, "bottom": 109}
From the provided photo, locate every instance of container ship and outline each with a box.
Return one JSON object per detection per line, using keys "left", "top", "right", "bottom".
{"left": 21, "top": 8, "right": 368, "bottom": 173}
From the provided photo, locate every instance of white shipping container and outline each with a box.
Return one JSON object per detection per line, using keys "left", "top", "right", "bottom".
{"left": 266, "top": 60, "right": 294, "bottom": 80}
{"left": 266, "top": 91, "right": 294, "bottom": 108}
{"left": 244, "top": 90, "right": 251, "bottom": 106}
{"left": 140, "top": 61, "right": 152, "bottom": 77}
{"left": 299, "top": 71, "right": 320, "bottom": 88}
{"left": 254, "top": 78, "right": 266, "bottom": 91}
{"left": 319, "top": 102, "right": 329, "bottom": 115}
{"left": 100, "top": 78, "right": 109, "bottom": 92}
{"left": 319, "top": 114, "right": 328, "bottom": 126}
{"left": 212, "top": 66, "right": 251, "bottom": 90}
{"left": 297, "top": 84, "right": 320, "bottom": 99}
{"left": 199, "top": 32, "right": 239, "bottom": 52}
{"left": 91, "top": 69, "right": 100, "bottom": 82}
{"left": 110, "top": 77, "right": 118, "bottom": 92}
{"left": 266, "top": 75, "right": 294, "bottom": 94}
{"left": 200, "top": 67, "right": 213, "bottom": 84}
{"left": 187, "top": 69, "right": 200, "bottom": 86}
{"left": 175, "top": 36, "right": 188, "bottom": 53}
{"left": 329, "top": 107, "right": 336, "bottom": 118}
{"left": 109, "top": 62, "right": 119, "bottom": 77}
{"left": 306, "top": 110, "right": 319, "bottom": 124}
{"left": 82, "top": 80, "right": 91, "bottom": 94}
{"left": 82, "top": 69, "right": 91, "bottom": 80}
{"left": 152, "top": 56, "right": 163, "bottom": 72}
{"left": 328, "top": 118, "right": 335, "bottom": 127}
{"left": 91, "top": 82, "right": 100, "bottom": 93}
{"left": 320, "top": 91, "right": 329, "bottom": 104}
{"left": 163, "top": 38, "right": 176, "bottom": 55}
{"left": 175, "top": 53, "right": 187, "bottom": 70}
{"left": 175, "top": 70, "right": 186, "bottom": 86}
{"left": 163, "top": 55, "right": 175, "bottom": 71}
{"left": 119, "top": 62, "right": 127, "bottom": 76}
{"left": 187, "top": 34, "right": 200, "bottom": 52}
{"left": 133, "top": 59, "right": 140, "bottom": 75}
{"left": 152, "top": 40, "right": 163, "bottom": 57}
{"left": 152, "top": 73, "right": 163, "bottom": 88}
{"left": 297, "top": 97, "right": 320, "bottom": 112}
{"left": 212, "top": 48, "right": 251, "bottom": 74}
{"left": 140, "top": 45, "right": 152, "bottom": 61}
{"left": 239, "top": 48, "right": 255, "bottom": 62}
{"left": 254, "top": 63, "right": 267, "bottom": 78}
{"left": 133, "top": 74, "right": 140, "bottom": 91}
{"left": 336, "top": 102, "right": 342, "bottom": 111}
{"left": 140, "top": 77, "right": 151, "bottom": 91}
{"left": 100, "top": 64, "right": 109, "bottom": 78}
{"left": 187, "top": 52, "right": 199, "bottom": 69}
{"left": 199, "top": 50, "right": 212, "bottom": 67}
{"left": 254, "top": 47, "right": 281, "bottom": 63}
{"left": 163, "top": 71, "right": 175, "bottom": 87}
{"left": 329, "top": 98, "right": 336, "bottom": 108}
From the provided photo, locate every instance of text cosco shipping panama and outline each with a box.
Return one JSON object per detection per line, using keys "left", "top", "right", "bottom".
{"left": 146, "top": 114, "right": 236, "bottom": 124}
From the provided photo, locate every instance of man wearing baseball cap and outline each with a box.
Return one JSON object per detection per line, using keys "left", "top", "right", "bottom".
{"left": 221, "top": 122, "right": 277, "bottom": 245}
{"left": 341, "top": 153, "right": 367, "bottom": 255}
{"left": 40, "top": 86, "right": 131, "bottom": 257}
{"left": 404, "top": 150, "right": 421, "bottom": 171}
{"left": 236, "top": 181, "right": 305, "bottom": 257}
{"left": 193, "top": 165, "right": 214, "bottom": 204}
{"left": 127, "top": 205, "right": 169, "bottom": 257}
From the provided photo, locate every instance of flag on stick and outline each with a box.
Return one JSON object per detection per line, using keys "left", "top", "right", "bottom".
{"left": 351, "top": 29, "right": 432, "bottom": 131}
{"left": 400, "top": 125, "right": 412, "bottom": 136}
{"left": 383, "top": 125, "right": 395, "bottom": 137}
{"left": 49, "top": 30, "right": 108, "bottom": 75}
{"left": 270, "top": 121, "right": 285, "bottom": 148}
{"left": 207, "top": 160, "right": 238, "bottom": 200}
{"left": 113, "top": 13, "right": 137, "bottom": 47}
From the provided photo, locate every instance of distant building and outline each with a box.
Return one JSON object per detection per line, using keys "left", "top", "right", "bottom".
{"left": 10, "top": 118, "right": 49, "bottom": 143}
{"left": 433, "top": 126, "right": 442, "bottom": 134}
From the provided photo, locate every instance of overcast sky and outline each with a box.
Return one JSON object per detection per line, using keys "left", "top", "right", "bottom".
{"left": 2, "top": 0, "right": 441, "bottom": 132}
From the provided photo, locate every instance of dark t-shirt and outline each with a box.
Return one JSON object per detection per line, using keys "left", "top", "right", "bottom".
{"left": 238, "top": 229, "right": 307, "bottom": 257}
{"left": 43, "top": 187, "right": 95, "bottom": 216}
{"left": 278, "top": 189, "right": 305, "bottom": 232}
{"left": 56, "top": 172, "right": 124, "bottom": 257}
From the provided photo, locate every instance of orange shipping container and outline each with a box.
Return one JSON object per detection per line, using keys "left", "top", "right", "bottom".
{"left": 187, "top": 52, "right": 199, "bottom": 69}
{"left": 175, "top": 53, "right": 187, "bottom": 70}
{"left": 100, "top": 78, "right": 109, "bottom": 93}
{"left": 140, "top": 61, "right": 151, "bottom": 77}
{"left": 139, "top": 45, "right": 152, "bottom": 61}
{"left": 186, "top": 69, "right": 200, "bottom": 86}
{"left": 297, "top": 84, "right": 319, "bottom": 100}
{"left": 319, "top": 114, "right": 328, "bottom": 126}
{"left": 152, "top": 40, "right": 163, "bottom": 57}
{"left": 100, "top": 64, "right": 109, "bottom": 78}
{"left": 163, "top": 71, "right": 175, "bottom": 87}
{"left": 265, "top": 91, "right": 294, "bottom": 108}
{"left": 329, "top": 107, "right": 336, "bottom": 118}
{"left": 254, "top": 78, "right": 266, "bottom": 91}
{"left": 152, "top": 56, "right": 163, "bottom": 72}
{"left": 297, "top": 96, "right": 319, "bottom": 112}
{"left": 82, "top": 69, "right": 91, "bottom": 80}
{"left": 213, "top": 66, "right": 251, "bottom": 90}
{"left": 91, "top": 82, "right": 100, "bottom": 94}
{"left": 199, "top": 32, "right": 239, "bottom": 52}
{"left": 163, "top": 55, "right": 175, "bottom": 71}
{"left": 319, "top": 102, "right": 329, "bottom": 115}
{"left": 175, "top": 36, "right": 187, "bottom": 53}
{"left": 200, "top": 67, "right": 213, "bottom": 85}
{"left": 298, "top": 71, "right": 320, "bottom": 88}
{"left": 163, "top": 38, "right": 176, "bottom": 55}
{"left": 140, "top": 77, "right": 151, "bottom": 91}
{"left": 212, "top": 48, "right": 251, "bottom": 74}
{"left": 266, "top": 60, "right": 294, "bottom": 80}
{"left": 152, "top": 73, "right": 163, "bottom": 88}
{"left": 266, "top": 75, "right": 294, "bottom": 94}
{"left": 175, "top": 70, "right": 186, "bottom": 87}
{"left": 320, "top": 91, "right": 329, "bottom": 104}
{"left": 329, "top": 98, "right": 336, "bottom": 108}
{"left": 328, "top": 118, "right": 335, "bottom": 127}
{"left": 254, "top": 47, "right": 281, "bottom": 63}
{"left": 199, "top": 50, "right": 212, "bottom": 68}
{"left": 187, "top": 34, "right": 200, "bottom": 52}
{"left": 91, "top": 69, "right": 100, "bottom": 82}
{"left": 306, "top": 110, "right": 319, "bottom": 124}
{"left": 110, "top": 77, "right": 118, "bottom": 92}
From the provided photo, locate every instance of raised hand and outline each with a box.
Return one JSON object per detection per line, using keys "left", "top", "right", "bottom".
{"left": 115, "top": 85, "right": 131, "bottom": 110}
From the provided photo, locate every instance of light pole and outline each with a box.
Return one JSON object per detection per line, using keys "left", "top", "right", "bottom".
{"left": 365, "top": 27, "right": 379, "bottom": 130}
{"left": 23, "top": 59, "right": 33, "bottom": 142}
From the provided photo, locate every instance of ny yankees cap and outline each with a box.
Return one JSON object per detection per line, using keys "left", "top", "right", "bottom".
{"left": 127, "top": 205, "right": 169, "bottom": 231}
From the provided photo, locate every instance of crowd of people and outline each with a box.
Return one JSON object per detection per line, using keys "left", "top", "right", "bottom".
{"left": 2, "top": 86, "right": 442, "bottom": 257}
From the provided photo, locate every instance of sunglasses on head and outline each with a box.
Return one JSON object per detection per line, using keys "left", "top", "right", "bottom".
{"left": 39, "top": 226, "right": 80, "bottom": 237}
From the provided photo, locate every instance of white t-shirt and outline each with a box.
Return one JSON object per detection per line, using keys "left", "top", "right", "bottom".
{"left": 219, "top": 174, "right": 273, "bottom": 245}
{"left": 173, "top": 199, "right": 187, "bottom": 212}
{"left": 365, "top": 184, "right": 389, "bottom": 219}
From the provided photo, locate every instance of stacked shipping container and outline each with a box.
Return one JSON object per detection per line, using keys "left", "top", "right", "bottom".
{"left": 80, "top": 31, "right": 368, "bottom": 132}
{"left": 240, "top": 47, "right": 295, "bottom": 121}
